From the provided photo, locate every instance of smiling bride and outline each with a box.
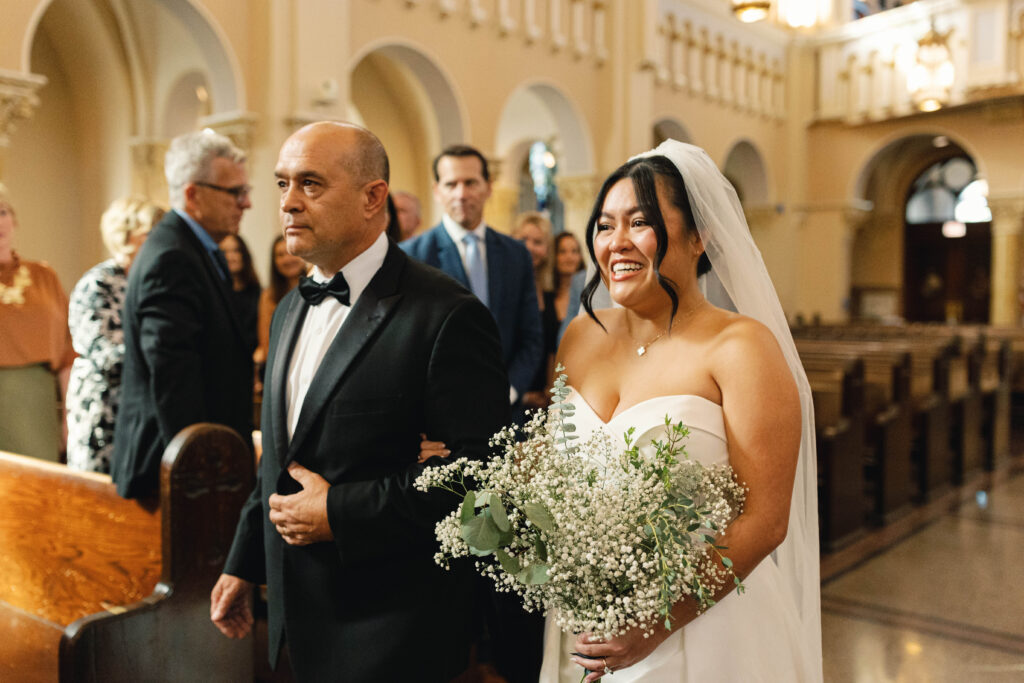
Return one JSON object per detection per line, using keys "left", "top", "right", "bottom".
{"left": 539, "top": 140, "right": 823, "bottom": 682}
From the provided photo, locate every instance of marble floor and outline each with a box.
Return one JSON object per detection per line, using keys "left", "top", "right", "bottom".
{"left": 821, "top": 469, "right": 1024, "bottom": 682}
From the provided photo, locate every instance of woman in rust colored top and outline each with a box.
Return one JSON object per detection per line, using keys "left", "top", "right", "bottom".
{"left": 0, "top": 184, "right": 76, "bottom": 461}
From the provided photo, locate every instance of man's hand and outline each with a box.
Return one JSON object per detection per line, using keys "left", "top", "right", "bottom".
{"left": 268, "top": 462, "right": 333, "bottom": 545}
{"left": 210, "top": 573, "right": 254, "bottom": 639}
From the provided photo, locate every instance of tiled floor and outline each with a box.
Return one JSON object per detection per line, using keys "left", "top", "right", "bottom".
{"left": 821, "top": 470, "right": 1024, "bottom": 681}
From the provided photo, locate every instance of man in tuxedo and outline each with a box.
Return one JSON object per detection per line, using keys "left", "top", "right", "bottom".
{"left": 210, "top": 122, "right": 509, "bottom": 682}
{"left": 401, "top": 145, "right": 545, "bottom": 682}
{"left": 401, "top": 145, "right": 543, "bottom": 417}
{"left": 111, "top": 130, "right": 254, "bottom": 499}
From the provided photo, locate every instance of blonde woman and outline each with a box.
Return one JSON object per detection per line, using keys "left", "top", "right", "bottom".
{"left": 513, "top": 211, "right": 557, "bottom": 410}
{"left": 66, "top": 196, "right": 164, "bottom": 472}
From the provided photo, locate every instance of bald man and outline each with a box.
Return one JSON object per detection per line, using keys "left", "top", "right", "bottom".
{"left": 211, "top": 122, "right": 509, "bottom": 682}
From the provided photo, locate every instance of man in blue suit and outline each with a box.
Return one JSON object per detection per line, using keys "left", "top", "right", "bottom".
{"left": 401, "top": 145, "right": 543, "bottom": 416}
{"left": 400, "top": 144, "right": 544, "bottom": 682}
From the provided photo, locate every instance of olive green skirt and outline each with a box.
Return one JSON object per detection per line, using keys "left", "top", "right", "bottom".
{"left": 0, "top": 364, "right": 62, "bottom": 462}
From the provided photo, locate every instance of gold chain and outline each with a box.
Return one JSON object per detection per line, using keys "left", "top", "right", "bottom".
{"left": 626, "top": 299, "right": 705, "bottom": 357}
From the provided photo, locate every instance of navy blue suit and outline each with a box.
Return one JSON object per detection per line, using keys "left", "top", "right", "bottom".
{"left": 401, "top": 224, "right": 543, "bottom": 402}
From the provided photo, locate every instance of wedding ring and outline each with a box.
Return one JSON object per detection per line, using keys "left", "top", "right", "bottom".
{"left": 603, "top": 658, "right": 613, "bottom": 675}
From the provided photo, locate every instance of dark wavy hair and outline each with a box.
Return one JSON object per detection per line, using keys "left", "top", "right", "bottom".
{"left": 552, "top": 231, "right": 585, "bottom": 291}
{"left": 268, "top": 235, "right": 293, "bottom": 304}
{"left": 222, "top": 233, "right": 260, "bottom": 291}
{"left": 581, "top": 155, "right": 710, "bottom": 328}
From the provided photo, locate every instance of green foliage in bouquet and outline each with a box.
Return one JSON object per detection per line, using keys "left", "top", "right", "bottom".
{"left": 414, "top": 366, "right": 746, "bottom": 640}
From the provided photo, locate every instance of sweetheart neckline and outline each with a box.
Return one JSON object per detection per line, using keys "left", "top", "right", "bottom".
{"left": 569, "top": 387, "right": 722, "bottom": 427}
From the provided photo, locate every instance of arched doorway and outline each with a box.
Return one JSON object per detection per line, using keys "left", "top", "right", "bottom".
{"left": 902, "top": 155, "right": 991, "bottom": 323}
{"left": 348, "top": 42, "right": 465, "bottom": 228}
{"left": 852, "top": 133, "right": 991, "bottom": 323}
{"left": 652, "top": 117, "right": 692, "bottom": 146}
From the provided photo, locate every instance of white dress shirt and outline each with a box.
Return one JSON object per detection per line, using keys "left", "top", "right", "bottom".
{"left": 285, "top": 232, "right": 388, "bottom": 439}
{"left": 441, "top": 214, "right": 488, "bottom": 283}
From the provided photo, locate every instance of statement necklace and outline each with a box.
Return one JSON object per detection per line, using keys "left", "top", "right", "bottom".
{"left": 626, "top": 299, "right": 705, "bottom": 357}
{"left": 0, "top": 262, "right": 31, "bottom": 305}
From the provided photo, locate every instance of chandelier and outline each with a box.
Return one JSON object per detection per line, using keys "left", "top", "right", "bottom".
{"left": 732, "top": 0, "right": 770, "bottom": 23}
{"left": 908, "top": 24, "right": 955, "bottom": 112}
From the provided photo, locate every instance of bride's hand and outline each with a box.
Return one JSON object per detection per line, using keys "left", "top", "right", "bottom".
{"left": 416, "top": 433, "right": 450, "bottom": 463}
{"left": 571, "top": 628, "right": 670, "bottom": 681}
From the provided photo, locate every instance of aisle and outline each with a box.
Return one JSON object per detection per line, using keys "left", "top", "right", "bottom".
{"left": 821, "top": 470, "right": 1024, "bottom": 681}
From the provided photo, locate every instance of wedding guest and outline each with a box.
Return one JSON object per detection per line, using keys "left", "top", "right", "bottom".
{"left": 256, "top": 235, "right": 306, "bottom": 364}
{"left": 513, "top": 212, "right": 555, "bottom": 410}
{"left": 385, "top": 193, "right": 401, "bottom": 243}
{"left": 392, "top": 190, "right": 421, "bottom": 240}
{"left": 0, "top": 183, "right": 76, "bottom": 462}
{"left": 66, "top": 196, "right": 163, "bottom": 473}
{"left": 111, "top": 129, "right": 254, "bottom": 499}
{"left": 551, "top": 231, "right": 585, "bottom": 325}
{"left": 220, "top": 233, "right": 261, "bottom": 354}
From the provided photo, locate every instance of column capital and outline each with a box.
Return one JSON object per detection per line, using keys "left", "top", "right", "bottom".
{"left": 199, "top": 111, "right": 260, "bottom": 152}
{"left": 988, "top": 194, "right": 1024, "bottom": 234}
{"left": 556, "top": 172, "right": 600, "bottom": 206}
{"left": 0, "top": 69, "right": 48, "bottom": 148}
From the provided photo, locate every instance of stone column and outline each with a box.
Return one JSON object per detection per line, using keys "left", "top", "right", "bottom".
{"left": 0, "top": 69, "right": 47, "bottom": 178}
{"left": 989, "top": 196, "right": 1024, "bottom": 326}
{"left": 129, "top": 140, "right": 169, "bottom": 201}
{"left": 486, "top": 183, "right": 520, "bottom": 234}
{"left": 557, "top": 173, "right": 600, "bottom": 243}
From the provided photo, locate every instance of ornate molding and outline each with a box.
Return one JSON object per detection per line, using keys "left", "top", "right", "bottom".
{"left": 198, "top": 111, "right": 260, "bottom": 151}
{"left": 556, "top": 173, "right": 600, "bottom": 207}
{"left": 0, "top": 70, "right": 48, "bottom": 148}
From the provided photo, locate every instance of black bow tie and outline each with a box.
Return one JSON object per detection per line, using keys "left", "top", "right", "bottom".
{"left": 298, "top": 272, "right": 351, "bottom": 306}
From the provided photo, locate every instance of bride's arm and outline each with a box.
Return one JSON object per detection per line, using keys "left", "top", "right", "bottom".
{"left": 573, "top": 317, "right": 801, "bottom": 680}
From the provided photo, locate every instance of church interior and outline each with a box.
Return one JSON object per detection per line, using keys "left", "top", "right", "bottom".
{"left": 1, "top": 0, "right": 1023, "bottom": 680}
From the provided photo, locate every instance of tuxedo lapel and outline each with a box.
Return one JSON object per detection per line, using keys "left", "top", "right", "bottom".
{"left": 284, "top": 245, "right": 406, "bottom": 463}
{"left": 269, "top": 293, "right": 308, "bottom": 466}
{"left": 435, "top": 226, "right": 469, "bottom": 288}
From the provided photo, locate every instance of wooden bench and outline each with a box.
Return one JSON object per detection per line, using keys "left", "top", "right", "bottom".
{"left": 800, "top": 355, "right": 867, "bottom": 551}
{"left": 797, "top": 340, "right": 914, "bottom": 525}
{"left": 0, "top": 423, "right": 255, "bottom": 682}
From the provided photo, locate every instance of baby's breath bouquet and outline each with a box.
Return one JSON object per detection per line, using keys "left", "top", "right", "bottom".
{"left": 414, "top": 367, "right": 746, "bottom": 640}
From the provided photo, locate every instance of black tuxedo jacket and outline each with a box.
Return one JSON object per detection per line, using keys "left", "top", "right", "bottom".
{"left": 401, "top": 224, "right": 543, "bottom": 400}
{"left": 111, "top": 211, "right": 253, "bottom": 498}
{"left": 224, "top": 243, "right": 509, "bottom": 682}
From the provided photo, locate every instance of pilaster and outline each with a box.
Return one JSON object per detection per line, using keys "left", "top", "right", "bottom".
{"left": 988, "top": 195, "right": 1024, "bottom": 326}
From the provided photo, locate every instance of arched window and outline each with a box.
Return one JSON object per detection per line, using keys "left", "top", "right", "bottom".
{"left": 905, "top": 157, "right": 989, "bottom": 236}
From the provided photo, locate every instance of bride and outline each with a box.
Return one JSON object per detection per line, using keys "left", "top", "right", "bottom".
{"left": 418, "top": 140, "right": 822, "bottom": 682}
{"left": 538, "top": 140, "right": 822, "bottom": 682}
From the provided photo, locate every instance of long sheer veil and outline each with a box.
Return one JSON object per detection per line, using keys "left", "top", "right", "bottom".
{"left": 633, "top": 140, "right": 822, "bottom": 674}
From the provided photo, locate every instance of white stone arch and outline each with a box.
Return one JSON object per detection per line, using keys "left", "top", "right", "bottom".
{"left": 347, "top": 39, "right": 469, "bottom": 149}
{"left": 651, "top": 116, "right": 693, "bottom": 146}
{"left": 722, "top": 138, "right": 771, "bottom": 205}
{"left": 495, "top": 80, "right": 595, "bottom": 176}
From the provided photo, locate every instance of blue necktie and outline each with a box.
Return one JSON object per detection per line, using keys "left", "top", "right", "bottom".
{"left": 462, "top": 233, "right": 488, "bottom": 307}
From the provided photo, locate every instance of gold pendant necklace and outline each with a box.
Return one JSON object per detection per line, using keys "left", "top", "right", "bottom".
{"left": 0, "top": 264, "right": 32, "bottom": 305}
{"left": 627, "top": 299, "right": 705, "bottom": 358}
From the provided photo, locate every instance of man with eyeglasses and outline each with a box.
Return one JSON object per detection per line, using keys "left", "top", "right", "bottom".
{"left": 111, "top": 130, "right": 255, "bottom": 498}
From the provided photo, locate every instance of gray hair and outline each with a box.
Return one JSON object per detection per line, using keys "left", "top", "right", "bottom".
{"left": 101, "top": 196, "right": 165, "bottom": 268}
{"left": 164, "top": 130, "right": 246, "bottom": 210}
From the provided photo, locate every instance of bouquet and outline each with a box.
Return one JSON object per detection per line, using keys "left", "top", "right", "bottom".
{"left": 414, "top": 367, "right": 746, "bottom": 641}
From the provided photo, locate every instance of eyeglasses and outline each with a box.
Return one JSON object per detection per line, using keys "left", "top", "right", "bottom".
{"left": 195, "top": 181, "right": 252, "bottom": 202}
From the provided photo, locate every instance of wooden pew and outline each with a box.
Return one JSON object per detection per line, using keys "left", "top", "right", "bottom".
{"left": 0, "top": 424, "right": 254, "bottom": 682}
{"left": 800, "top": 355, "right": 867, "bottom": 551}
{"left": 796, "top": 340, "right": 914, "bottom": 525}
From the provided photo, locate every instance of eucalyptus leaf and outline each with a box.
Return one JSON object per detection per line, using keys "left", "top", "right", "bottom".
{"left": 489, "top": 497, "right": 510, "bottom": 532}
{"left": 460, "top": 491, "right": 476, "bottom": 524}
{"left": 523, "top": 502, "right": 555, "bottom": 533}
{"left": 534, "top": 537, "right": 548, "bottom": 562}
{"left": 461, "top": 514, "right": 501, "bottom": 552}
{"left": 495, "top": 548, "right": 522, "bottom": 574}
{"left": 516, "top": 563, "right": 550, "bottom": 585}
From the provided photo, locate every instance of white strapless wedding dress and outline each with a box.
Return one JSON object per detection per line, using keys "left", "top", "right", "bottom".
{"left": 539, "top": 390, "right": 816, "bottom": 683}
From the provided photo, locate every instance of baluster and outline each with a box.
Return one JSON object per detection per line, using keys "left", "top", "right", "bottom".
{"left": 593, "top": 1, "right": 609, "bottom": 63}
{"left": 672, "top": 19, "right": 689, "bottom": 90}
{"left": 704, "top": 32, "right": 720, "bottom": 102}
{"left": 524, "top": 0, "right": 542, "bottom": 43}
{"left": 437, "top": 0, "right": 456, "bottom": 17}
{"left": 689, "top": 27, "right": 706, "bottom": 96}
{"left": 572, "top": 0, "right": 590, "bottom": 58}
{"left": 551, "top": 0, "right": 568, "bottom": 51}
{"left": 469, "top": 0, "right": 487, "bottom": 26}
{"left": 498, "top": 0, "right": 517, "bottom": 36}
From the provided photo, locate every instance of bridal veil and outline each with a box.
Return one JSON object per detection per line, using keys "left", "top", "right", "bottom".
{"left": 633, "top": 140, "right": 823, "bottom": 676}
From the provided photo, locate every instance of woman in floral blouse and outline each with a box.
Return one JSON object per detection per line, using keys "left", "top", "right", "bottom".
{"left": 0, "top": 184, "right": 77, "bottom": 461}
{"left": 66, "top": 196, "right": 163, "bottom": 472}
